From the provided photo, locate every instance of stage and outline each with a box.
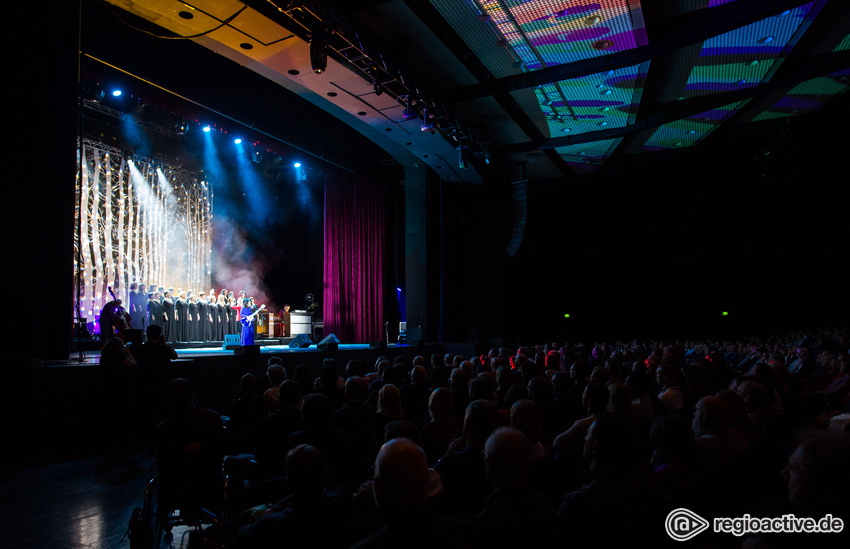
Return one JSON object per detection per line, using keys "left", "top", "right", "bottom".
{"left": 8, "top": 339, "right": 488, "bottom": 466}
{"left": 58, "top": 339, "right": 387, "bottom": 365}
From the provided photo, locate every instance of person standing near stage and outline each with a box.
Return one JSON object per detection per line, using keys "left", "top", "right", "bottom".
{"left": 133, "top": 324, "right": 178, "bottom": 446}
{"left": 99, "top": 297, "right": 124, "bottom": 342}
{"left": 240, "top": 298, "right": 256, "bottom": 346}
{"left": 128, "top": 283, "right": 141, "bottom": 329}
{"left": 137, "top": 284, "right": 148, "bottom": 328}
{"left": 278, "top": 304, "right": 291, "bottom": 337}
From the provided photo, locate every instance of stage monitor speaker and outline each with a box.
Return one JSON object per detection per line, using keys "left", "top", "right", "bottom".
{"left": 317, "top": 333, "right": 339, "bottom": 352}
{"left": 369, "top": 340, "right": 386, "bottom": 349}
{"left": 289, "top": 334, "right": 312, "bottom": 348}
{"left": 125, "top": 329, "right": 143, "bottom": 346}
{"left": 223, "top": 334, "right": 241, "bottom": 351}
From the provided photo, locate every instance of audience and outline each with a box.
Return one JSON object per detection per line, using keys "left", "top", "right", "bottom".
{"left": 136, "top": 325, "right": 850, "bottom": 548}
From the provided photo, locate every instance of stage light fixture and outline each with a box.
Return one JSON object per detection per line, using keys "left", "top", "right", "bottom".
{"left": 112, "top": 89, "right": 122, "bottom": 97}
{"left": 294, "top": 162, "right": 302, "bottom": 168}
{"left": 420, "top": 109, "right": 435, "bottom": 132}
{"left": 203, "top": 125, "right": 211, "bottom": 132}
{"left": 84, "top": 82, "right": 105, "bottom": 103}
{"left": 457, "top": 146, "right": 468, "bottom": 169}
{"left": 310, "top": 30, "right": 328, "bottom": 74}
{"left": 174, "top": 118, "right": 188, "bottom": 136}
{"left": 402, "top": 95, "right": 417, "bottom": 120}
{"left": 234, "top": 138, "right": 242, "bottom": 144}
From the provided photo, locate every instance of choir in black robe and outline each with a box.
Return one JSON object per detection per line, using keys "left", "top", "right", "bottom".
{"left": 163, "top": 298, "right": 176, "bottom": 342}
{"left": 188, "top": 299, "right": 199, "bottom": 342}
{"left": 175, "top": 297, "right": 188, "bottom": 342}
{"left": 228, "top": 304, "right": 237, "bottom": 335}
{"left": 148, "top": 297, "right": 162, "bottom": 329}
{"left": 198, "top": 299, "right": 209, "bottom": 341}
{"left": 210, "top": 300, "right": 221, "bottom": 341}
{"left": 223, "top": 304, "right": 232, "bottom": 336}
{"left": 217, "top": 302, "right": 226, "bottom": 340}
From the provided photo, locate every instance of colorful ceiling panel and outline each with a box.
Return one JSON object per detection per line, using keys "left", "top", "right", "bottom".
{"left": 542, "top": 62, "right": 647, "bottom": 135}
{"left": 642, "top": 101, "right": 745, "bottom": 152}
{"left": 680, "top": 3, "right": 818, "bottom": 99}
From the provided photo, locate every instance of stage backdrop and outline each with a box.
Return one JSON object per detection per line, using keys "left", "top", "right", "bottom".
{"left": 323, "top": 172, "right": 385, "bottom": 343}
{"left": 74, "top": 139, "right": 212, "bottom": 332}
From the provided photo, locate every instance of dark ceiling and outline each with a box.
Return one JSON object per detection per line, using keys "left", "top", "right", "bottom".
{"left": 92, "top": 0, "right": 850, "bottom": 185}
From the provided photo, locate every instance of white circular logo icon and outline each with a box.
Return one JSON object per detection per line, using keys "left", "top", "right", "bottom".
{"left": 665, "top": 508, "right": 710, "bottom": 541}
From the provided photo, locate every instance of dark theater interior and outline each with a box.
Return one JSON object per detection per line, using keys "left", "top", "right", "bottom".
{"left": 3, "top": 1, "right": 850, "bottom": 547}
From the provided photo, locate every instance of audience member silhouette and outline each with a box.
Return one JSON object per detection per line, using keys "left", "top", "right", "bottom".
{"left": 154, "top": 378, "right": 223, "bottom": 517}
{"left": 351, "top": 438, "right": 474, "bottom": 549}
{"left": 227, "top": 373, "right": 269, "bottom": 436}
{"left": 97, "top": 336, "right": 138, "bottom": 457}
{"left": 434, "top": 399, "right": 501, "bottom": 518}
{"left": 418, "top": 387, "right": 462, "bottom": 466}
{"left": 132, "top": 324, "right": 176, "bottom": 446}
{"left": 234, "top": 444, "right": 353, "bottom": 549}
{"left": 471, "top": 427, "right": 558, "bottom": 549}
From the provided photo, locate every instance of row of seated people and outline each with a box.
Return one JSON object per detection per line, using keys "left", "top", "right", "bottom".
{"left": 152, "top": 329, "right": 850, "bottom": 548}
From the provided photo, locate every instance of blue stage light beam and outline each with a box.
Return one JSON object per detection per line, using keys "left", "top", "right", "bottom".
{"left": 234, "top": 140, "right": 271, "bottom": 226}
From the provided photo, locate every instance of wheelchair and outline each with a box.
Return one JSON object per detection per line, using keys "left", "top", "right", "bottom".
{"left": 128, "top": 474, "right": 228, "bottom": 548}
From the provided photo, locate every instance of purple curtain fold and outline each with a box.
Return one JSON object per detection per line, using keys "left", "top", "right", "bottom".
{"left": 323, "top": 172, "right": 384, "bottom": 343}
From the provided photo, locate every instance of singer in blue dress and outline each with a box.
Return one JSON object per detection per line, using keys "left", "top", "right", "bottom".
{"left": 240, "top": 298, "right": 255, "bottom": 346}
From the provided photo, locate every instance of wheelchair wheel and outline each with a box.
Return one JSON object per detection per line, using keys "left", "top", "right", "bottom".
{"left": 127, "top": 477, "right": 158, "bottom": 549}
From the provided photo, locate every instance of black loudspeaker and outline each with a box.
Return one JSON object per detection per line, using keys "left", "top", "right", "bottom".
{"left": 289, "top": 334, "right": 312, "bottom": 348}
{"left": 222, "top": 334, "right": 241, "bottom": 351}
{"left": 125, "top": 329, "right": 144, "bottom": 346}
{"left": 369, "top": 340, "right": 386, "bottom": 349}
{"left": 317, "top": 333, "right": 339, "bottom": 352}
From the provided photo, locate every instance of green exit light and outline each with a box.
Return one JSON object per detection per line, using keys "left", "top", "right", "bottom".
{"left": 722, "top": 311, "right": 729, "bottom": 316}
{"left": 564, "top": 313, "right": 570, "bottom": 318}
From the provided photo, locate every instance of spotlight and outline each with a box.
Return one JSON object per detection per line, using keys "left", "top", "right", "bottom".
{"left": 402, "top": 95, "right": 417, "bottom": 120}
{"left": 83, "top": 82, "right": 105, "bottom": 103}
{"left": 249, "top": 143, "right": 263, "bottom": 163}
{"left": 310, "top": 30, "right": 328, "bottom": 74}
{"left": 420, "top": 109, "right": 435, "bottom": 132}
{"left": 294, "top": 162, "right": 302, "bottom": 168}
{"left": 457, "top": 146, "right": 468, "bottom": 169}
{"left": 234, "top": 138, "right": 242, "bottom": 144}
{"left": 174, "top": 118, "right": 188, "bottom": 136}
{"left": 203, "top": 125, "right": 211, "bottom": 133}
{"left": 112, "top": 89, "right": 122, "bottom": 97}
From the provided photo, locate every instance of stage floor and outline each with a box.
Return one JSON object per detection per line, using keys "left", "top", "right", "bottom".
{"left": 54, "top": 340, "right": 407, "bottom": 366}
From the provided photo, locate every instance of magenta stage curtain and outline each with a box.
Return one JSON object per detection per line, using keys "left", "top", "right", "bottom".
{"left": 323, "top": 172, "right": 385, "bottom": 343}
